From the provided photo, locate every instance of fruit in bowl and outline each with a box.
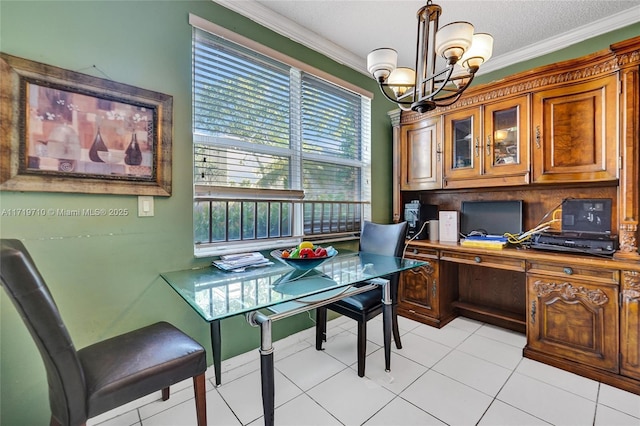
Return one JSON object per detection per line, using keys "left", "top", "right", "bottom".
{"left": 271, "top": 242, "right": 337, "bottom": 270}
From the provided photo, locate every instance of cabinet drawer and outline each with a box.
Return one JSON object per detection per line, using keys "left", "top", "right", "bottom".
{"left": 440, "top": 250, "right": 525, "bottom": 272}
{"left": 405, "top": 246, "right": 438, "bottom": 261}
{"left": 527, "top": 261, "right": 619, "bottom": 284}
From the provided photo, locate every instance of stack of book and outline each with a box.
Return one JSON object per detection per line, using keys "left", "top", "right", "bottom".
{"left": 212, "top": 252, "right": 272, "bottom": 271}
{"left": 460, "top": 235, "right": 508, "bottom": 250}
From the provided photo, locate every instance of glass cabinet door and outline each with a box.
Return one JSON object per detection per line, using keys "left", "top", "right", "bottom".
{"left": 444, "top": 107, "right": 481, "bottom": 181}
{"left": 452, "top": 117, "right": 473, "bottom": 170}
{"left": 484, "top": 96, "right": 530, "bottom": 177}
{"left": 491, "top": 107, "right": 518, "bottom": 166}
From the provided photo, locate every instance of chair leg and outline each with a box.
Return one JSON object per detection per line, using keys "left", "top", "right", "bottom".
{"left": 162, "top": 387, "right": 169, "bottom": 401}
{"left": 315, "top": 307, "right": 327, "bottom": 350}
{"left": 392, "top": 306, "right": 402, "bottom": 350}
{"left": 357, "top": 320, "right": 367, "bottom": 377}
{"left": 193, "top": 373, "right": 207, "bottom": 426}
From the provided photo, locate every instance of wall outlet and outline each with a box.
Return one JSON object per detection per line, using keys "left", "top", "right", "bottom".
{"left": 138, "top": 196, "right": 154, "bottom": 217}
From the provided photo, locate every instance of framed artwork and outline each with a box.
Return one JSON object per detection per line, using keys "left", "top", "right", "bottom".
{"left": 0, "top": 52, "right": 173, "bottom": 196}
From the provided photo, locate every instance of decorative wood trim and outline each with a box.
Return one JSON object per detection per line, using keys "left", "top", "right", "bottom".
{"left": 612, "top": 37, "right": 640, "bottom": 260}
{"left": 622, "top": 271, "right": 640, "bottom": 301}
{"left": 402, "top": 36, "right": 640, "bottom": 125}
{"left": 533, "top": 280, "right": 609, "bottom": 305}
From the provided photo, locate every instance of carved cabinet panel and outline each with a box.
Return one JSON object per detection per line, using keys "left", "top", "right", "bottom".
{"left": 531, "top": 74, "right": 619, "bottom": 183}
{"left": 527, "top": 273, "right": 619, "bottom": 372}
{"left": 398, "top": 246, "right": 457, "bottom": 327}
{"left": 621, "top": 270, "right": 640, "bottom": 379}
{"left": 400, "top": 117, "right": 442, "bottom": 190}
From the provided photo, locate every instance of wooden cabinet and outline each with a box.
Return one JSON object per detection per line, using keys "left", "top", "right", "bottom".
{"left": 443, "top": 96, "right": 529, "bottom": 188}
{"left": 621, "top": 270, "right": 640, "bottom": 380}
{"left": 398, "top": 245, "right": 457, "bottom": 327}
{"left": 526, "top": 261, "right": 619, "bottom": 372}
{"left": 399, "top": 117, "right": 442, "bottom": 190}
{"left": 531, "top": 74, "right": 619, "bottom": 183}
{"left": 392, "top": 36, "right": 640, "bottom": 396}
{"left": 397, "top": 240, "right": 640, "bottom": 394}
{"left": 484, "top": 96, "right": 530, "bottom": 178}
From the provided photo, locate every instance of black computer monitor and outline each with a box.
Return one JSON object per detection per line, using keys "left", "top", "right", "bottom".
{"left": 461, "top": 200, "right": 523, "bottom": 237}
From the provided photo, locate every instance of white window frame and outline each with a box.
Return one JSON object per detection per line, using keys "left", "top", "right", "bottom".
{"left": 191, "top": 15, "right": 372, "bottom": 258}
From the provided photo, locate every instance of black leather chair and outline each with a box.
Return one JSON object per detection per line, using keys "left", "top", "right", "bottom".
{"left": 315, "top": 221, "right": 408, "bottom": 377}
{"left": 0, "top": 239, "right": 208, "bottom": 426}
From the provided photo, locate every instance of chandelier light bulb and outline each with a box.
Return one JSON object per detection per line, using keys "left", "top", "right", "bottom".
{"left": 435, "top": 21, "right": 474, "bottom": 63}
{"left": 387, "top": 67, "right": 416, "bottom": 97}
{"left": 367, "top": 48, "right": 398, "bottom": 81}
{"left": 461, "top": 33, "right": 494, "bottom": 72}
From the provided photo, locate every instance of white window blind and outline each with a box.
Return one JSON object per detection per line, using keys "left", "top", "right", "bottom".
{"left": 191, "top": 21, "right": 371, "bottom": 256}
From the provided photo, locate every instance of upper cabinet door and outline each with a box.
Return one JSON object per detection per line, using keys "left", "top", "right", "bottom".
{"left": 532, "top": 74, "right": 619, "bottom": 183}
{"left": 443, "top": 97, "right": 530, "bottom": 189}
{"left": 400, "top": 117, "right": 442, "bottom": 190}
{"left": 443, "top": 107, "right": 482, "bottom": 183}
{"left": 483, "top": 96, "right": 530, "bottom": 177}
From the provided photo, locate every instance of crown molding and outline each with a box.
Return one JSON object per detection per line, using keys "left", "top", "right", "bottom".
{"left": 478, "top": 4, "right": 640, "bottom": 75}
{"left": 213, "top": 0, "right": 366, "bottom": 73}
{"left": 214, "top": 1, "right": 640, "bottom": 78}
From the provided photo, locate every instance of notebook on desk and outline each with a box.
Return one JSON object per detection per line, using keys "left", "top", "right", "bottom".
{"left": 460, "top": 234, "right": 508, "bottom": 249}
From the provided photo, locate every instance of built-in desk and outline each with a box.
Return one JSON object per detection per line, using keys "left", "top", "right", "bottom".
{"left": 399, "top": 240, "right": 640, "bottom": 395}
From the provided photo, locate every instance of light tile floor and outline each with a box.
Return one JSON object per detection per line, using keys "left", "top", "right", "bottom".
{"left": 88, "top": 316, "right": 640, "bottom": 426}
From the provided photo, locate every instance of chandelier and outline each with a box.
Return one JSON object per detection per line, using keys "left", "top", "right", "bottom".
{"left": 367, "top": 0, "right": 493, "bottom": 114}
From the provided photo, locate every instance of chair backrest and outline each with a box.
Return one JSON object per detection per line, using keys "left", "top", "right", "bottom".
{"left": 359, "top": 221, "right": 408, "bottom": 301}
{"left": 0, "top": 239, "right": 88, "bottom": 425}
{"left": 359, "top": 221, "right": 408, "bottom": 257}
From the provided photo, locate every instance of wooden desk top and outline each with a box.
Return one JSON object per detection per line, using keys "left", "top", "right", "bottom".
{"left": 406, "top": 240, "right": 640, "bottom": 272}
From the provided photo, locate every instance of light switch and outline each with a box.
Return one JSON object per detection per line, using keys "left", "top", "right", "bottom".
{"left": 138, "top": 196, "right": 154, "bottom": 217}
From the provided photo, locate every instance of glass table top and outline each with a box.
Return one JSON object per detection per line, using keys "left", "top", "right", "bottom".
{"left": 160, "top": 251, "right": 425, "bottom": 322}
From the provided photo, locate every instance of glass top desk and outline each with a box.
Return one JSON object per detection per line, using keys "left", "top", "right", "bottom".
{"left": 161, "top": 251, "right": 425, "bottom": 426}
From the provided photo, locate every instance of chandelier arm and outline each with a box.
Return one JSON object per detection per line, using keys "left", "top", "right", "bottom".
{"left": 421, "top": 65, "right": 455, "bottom": 102}
{"left": 377, "top": 82, "right": 414, "bottom": 106}
{"left": 431, "top": 72, "right": 477, "bottom": 102}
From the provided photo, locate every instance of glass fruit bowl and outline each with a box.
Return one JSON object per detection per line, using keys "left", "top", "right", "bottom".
{"left": 270, "top": 246, "right": 338, "bottom": 271}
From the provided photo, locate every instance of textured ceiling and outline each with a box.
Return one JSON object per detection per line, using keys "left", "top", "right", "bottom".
{"left": 219, "top": 0, "right": 640, "bottom": 75}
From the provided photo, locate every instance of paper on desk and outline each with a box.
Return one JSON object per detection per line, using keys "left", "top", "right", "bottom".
{"left": 212, "top": 252, "right": 272, "bottom": 271}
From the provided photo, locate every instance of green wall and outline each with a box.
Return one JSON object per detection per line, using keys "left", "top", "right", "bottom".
{"left": 0, "top": 1, "right": 637, "bottom": 423}
{"left": 0, "top": 1, "right": 387, "bottom": 424}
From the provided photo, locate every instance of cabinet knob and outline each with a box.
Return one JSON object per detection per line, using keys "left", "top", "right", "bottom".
{"left": 474, "top": 138, "right": 480, "bottom": 157}
{"left": 474, "top": 256, "right": 482, "bottom": 263}
{"left": 563, "top": 267, "right": 573, "bottom": 275}
{"left": 535, "top": 125, "right": 541, "bottom": 149}
{"left": 486, "top": 135, "right": 492, "bottom": 156}
{"left": 413, "top": 249, "right": 418, "bottom": 254}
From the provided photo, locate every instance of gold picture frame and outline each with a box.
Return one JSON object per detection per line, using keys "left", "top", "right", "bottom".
{"left": 0, "top": 53, "right": 172, "bottom": 196}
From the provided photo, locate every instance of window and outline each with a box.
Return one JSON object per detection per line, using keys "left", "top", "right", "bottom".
{"left": 190, "top": 16, "right": 371, "bottom": 257}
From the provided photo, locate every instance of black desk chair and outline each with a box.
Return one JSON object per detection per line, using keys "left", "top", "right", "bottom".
{"left": 315, "top": 221, "right": 408, "bottom": 377}
{"left": 0, "top": 239, "right": 208, "bottom": 426}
